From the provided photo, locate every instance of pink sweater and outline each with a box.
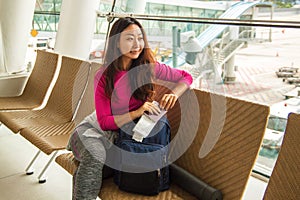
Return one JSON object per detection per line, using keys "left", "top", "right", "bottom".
{"left": 94, "top": 62, "right": 193, "bottom": 131}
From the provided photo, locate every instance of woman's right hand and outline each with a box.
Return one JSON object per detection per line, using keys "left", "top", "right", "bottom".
{"left": 116, "top": 101, "right": 161, "bottom": 128}
{"left": 136, "top": 101, "right": 161, "bottom": 117}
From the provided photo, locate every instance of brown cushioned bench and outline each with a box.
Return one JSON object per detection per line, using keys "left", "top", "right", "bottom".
{"left": 0, "top": 55, "right": 91, "bottom": 183}
{"left": 55, "top": 88, "right": 270, "bottom": 200}
{"left": 0, "top": 55, "right": 90, "bottom": 133}
{"left": 263, "top": 112, "right": 300, "bottom": 200}
{"left": 18, "top": 62, "right": 99, "bottom": 183}
{"left": 0, "top": 50, "right": 59, "bottom": 111}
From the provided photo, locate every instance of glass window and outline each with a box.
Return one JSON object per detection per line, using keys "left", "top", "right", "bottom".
{"left": 267, "top": 116, "right": 287, "bottom": 132}
{"left": 30, "top": 0, "right": 300, "bottom": 179}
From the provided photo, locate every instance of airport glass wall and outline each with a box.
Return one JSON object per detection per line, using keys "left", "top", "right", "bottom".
{"left": 32, "top": 0, "right": 224, "bottom": 34}
{"left": 33, "top": 0, "right": 61, "bottom": 31}
{"left": 31, "top": 0, "right": 300, "bottom": 179}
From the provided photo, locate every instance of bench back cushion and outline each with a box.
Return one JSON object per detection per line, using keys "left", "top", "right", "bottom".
{"left": 167, "top": 89, "right": 269, "bottom": 200}
{"left": 263, "top": 113, "right": 300, "bottom": 200}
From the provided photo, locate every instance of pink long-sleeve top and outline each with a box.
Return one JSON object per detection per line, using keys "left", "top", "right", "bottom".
{"left": 94, "top": 62, "right": 193, "bottom": 131}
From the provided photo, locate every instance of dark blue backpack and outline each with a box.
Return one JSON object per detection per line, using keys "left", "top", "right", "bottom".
{"left": 114, "top": 116, "right": 170, "bottom": 196}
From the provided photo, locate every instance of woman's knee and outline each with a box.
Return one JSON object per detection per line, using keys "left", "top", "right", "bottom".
{"left": 80, "top": 143, "right": 106, "bottom": 164}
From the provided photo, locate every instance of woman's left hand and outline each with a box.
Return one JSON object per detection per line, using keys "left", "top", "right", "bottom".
{"left": 160, "top": 93, "right": 178, "bottom": 111}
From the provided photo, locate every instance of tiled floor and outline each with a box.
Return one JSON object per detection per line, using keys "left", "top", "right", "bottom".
{"left": 0, "top": 123, "right": 268, "bottom": 200}
{"left": 0, "top": 124, "right": 72, "bottom": 200}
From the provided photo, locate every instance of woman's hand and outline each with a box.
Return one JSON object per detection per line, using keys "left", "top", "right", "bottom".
{"left": 136, "top": 101, "right": 161, "bottom": 116}
{"left": 160, "top": 93, "right": 178, "bottom": 111}
{"left": 115, "top": 101, "right": 161, "bottom": 128}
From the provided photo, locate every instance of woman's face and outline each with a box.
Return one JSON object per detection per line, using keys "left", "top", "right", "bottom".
{"left": 118, "top": 24, "right": 145, "bottom": 61}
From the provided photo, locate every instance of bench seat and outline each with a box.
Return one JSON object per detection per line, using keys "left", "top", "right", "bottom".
{"left": 55, "top": 152, "right": 198, "bottom": 200}
{"left": 55, "top": 88, "right": 270, "bottom": 200}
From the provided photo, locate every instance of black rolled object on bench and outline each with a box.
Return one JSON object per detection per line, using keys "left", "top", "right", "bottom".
{"left": 170, "top": 164, "right": 222, "bottom": 200}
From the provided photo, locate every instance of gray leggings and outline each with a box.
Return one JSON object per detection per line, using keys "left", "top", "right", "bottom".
{"left": 68, "top": 123, "right": 114, "bottom": 200}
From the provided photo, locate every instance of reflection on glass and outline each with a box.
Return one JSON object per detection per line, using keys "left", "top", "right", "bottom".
{"left": 30, "top": 0, "right": 300, "bottom": 179}
{"left": 267, "top": 116, "right": 287, "bottom": 132}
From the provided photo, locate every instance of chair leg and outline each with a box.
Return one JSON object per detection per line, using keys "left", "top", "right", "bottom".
{"left": 25, "top": 150, "right": 42, "bottom": 175}
{"left": 38, "top": 151, "right": 59, "bottom": 183}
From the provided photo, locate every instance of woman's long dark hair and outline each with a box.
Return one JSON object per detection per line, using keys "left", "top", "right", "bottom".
{"left": 103, "top": 17, "right": 155, "bottom": 101}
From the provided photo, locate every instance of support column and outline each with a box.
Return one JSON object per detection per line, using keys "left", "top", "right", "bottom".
{"left": 0, "top": 0, "right": 36, "bottom": 73}
{"left": 251, "top": 6, "right": 258, "bottom": 39}
{"left": 223, "top": 26, "right": 239, "bottom": 83}
{"left": 269, "top": 5, "right": 274, "bottom": 42}
{"left": 54, "top": 0, "right": 99, "bottom": 60}
{"left": 224, "top": 56, "right": 236, "bottom": 83}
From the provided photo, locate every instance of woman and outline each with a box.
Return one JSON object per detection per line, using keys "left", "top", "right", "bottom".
{"left": 68, "top": 17, "right": 193, "bottom": 200}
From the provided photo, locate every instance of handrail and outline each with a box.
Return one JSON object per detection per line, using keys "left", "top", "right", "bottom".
{"left": 95, "top": 2, "right": 300, "bottom": 70}
{"left": 95, "top": 12, "right": 300, "bottom": 29}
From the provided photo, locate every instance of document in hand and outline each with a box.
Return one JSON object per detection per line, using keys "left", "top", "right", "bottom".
{"left": 132, "top": 101, "right": 167, "bottom": 142}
